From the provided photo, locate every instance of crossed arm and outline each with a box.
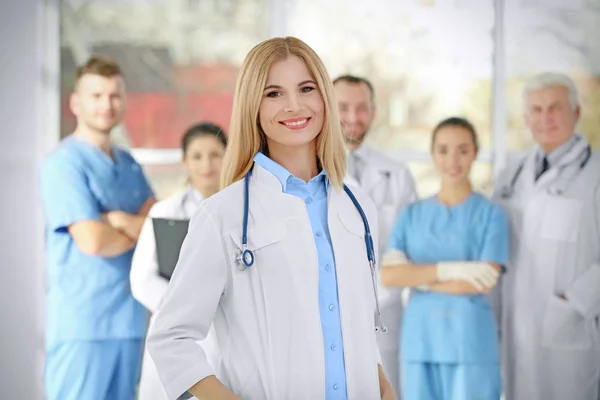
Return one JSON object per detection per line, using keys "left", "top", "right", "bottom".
{"left": 69, "top": 197, "right": 156, "bottom": 257}
{"left": 380, "top": 260, "right": 501, "bottom": 294}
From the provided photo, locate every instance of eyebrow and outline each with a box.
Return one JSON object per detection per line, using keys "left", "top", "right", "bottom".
{"left": 264, "top": 80, "right": 317, "bottom": 91}
{"left": 435, "top": 142, "right": 472, "bottom": 147}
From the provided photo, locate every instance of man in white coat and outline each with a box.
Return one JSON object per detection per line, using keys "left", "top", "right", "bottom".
{"left": 493, "top": 72, "right": 600, "bottom": 400}
{"left": 334, "top": 75, "right": 418, "bottom": 399}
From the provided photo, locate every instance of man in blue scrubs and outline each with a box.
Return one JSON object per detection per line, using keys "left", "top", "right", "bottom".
{"left": 39, "top": 56, "right": 156, "bottom": 400}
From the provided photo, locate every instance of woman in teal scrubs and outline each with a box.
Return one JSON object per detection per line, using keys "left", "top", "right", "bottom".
{"left": 380, "top": 117, "right": 509, "bottom": 400}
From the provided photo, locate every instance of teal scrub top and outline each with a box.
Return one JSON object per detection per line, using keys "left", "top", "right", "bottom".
{"left": 387, "top": 192, "right": 509, "bottom": 363}
{"left": 40, "top": 136, "right": 154, "bottom": 345}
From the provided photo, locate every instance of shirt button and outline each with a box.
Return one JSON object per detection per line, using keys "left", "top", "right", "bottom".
{"left": 330, "top": 343, "right": 337, "bottom": 351}
{"left": 133, "top": 190, "right": 140, "bottom": 198}
{"left": 316, "top": 231, "right": 323, "bottom": 238}
{"left": 325, "top": 264, "right": 332, "bottom": 271}
{"left": 329, "top": 304, "right": 334, "bottom": 311}
{"left": 305, "top": 197, "right": 313, "bottom": 204}
{"left": 333, "top": 383, "right": 340, "bottom": 390}
{"left": 131, "top": 164, "right": 139, "bottom": 171}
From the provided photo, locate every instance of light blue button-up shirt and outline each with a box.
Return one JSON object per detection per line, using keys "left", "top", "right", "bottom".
{"left": 254, "top": 153, "right": 348, "bottom": 399}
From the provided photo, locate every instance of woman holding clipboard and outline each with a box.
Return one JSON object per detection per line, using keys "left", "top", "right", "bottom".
{"left": 130, "top": 122, "right": 227, "bottom": 400}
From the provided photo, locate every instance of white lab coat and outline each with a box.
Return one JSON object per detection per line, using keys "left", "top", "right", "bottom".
{"left": 131, "top": 186, "right": 221, "bottom": 400}
{"left": 347, "top": 143, "right": 417, "bottom": 398}
{"left": 492, "top": 136, "right": 600, "bottom": 400}
{"left": 146, "top": 164, "right": 383, "bottom": 400}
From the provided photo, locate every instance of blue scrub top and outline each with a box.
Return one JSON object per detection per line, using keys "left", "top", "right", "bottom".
{"left": 388, "top": 192, "right": 509, "bottom": 363}
{"left": 40, "top": 135, "right": 154, "bottom": 345}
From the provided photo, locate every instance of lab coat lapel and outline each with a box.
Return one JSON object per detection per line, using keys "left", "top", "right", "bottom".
{"left": 242, "top": 165, "right": 326, "bottom": 398}
{"left": 328, "top": 187, "right": 381, "bottom": 399}
{"left": 533, "top": 137, "right": 590, "bottom": 193}
{"left": 356, "top": 145, "right": 388, "bottom": 195}
{"left": 182, "top": 185, "right": 205, "bottom": 216}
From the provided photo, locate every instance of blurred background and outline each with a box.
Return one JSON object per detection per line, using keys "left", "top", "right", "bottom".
{"left": 2, "top": 0, "right": 600, "bottom": 398}
{"left": 58, "top": 0, "right": 600, "bottom": 198}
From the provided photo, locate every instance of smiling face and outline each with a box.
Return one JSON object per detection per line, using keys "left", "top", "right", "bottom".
{"left": 258, "top": 55, "right": 325, "bottom": 155}
{"left": 183, "top": 135, "right": 226, "bottom": 194}
{"left": 334, "top": 80, "right": 375, "bottom": 147}
{"left": 525, "top": 85, "right": 579, "bottom": 153}
{"left": 70, "top": 73, "right": 126, "bottom": 135}
{"left": 432, "top": 125, "right": 478, "bottom": 186}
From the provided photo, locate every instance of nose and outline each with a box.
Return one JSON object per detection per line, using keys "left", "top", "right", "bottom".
{"left": 100, "top": 95, "right": 113, "bottom": 110}
{"left": 542, "top": 109, "right": 555, "bottom": 124}
{"left": 446, "top": 151, "right": 460, "bottom": 167}
{"left": 343, "top": 109, "right": 358, "bottom": 124}
{"left": 284, "top": 92, "right": 301, "bottom": 112}
{"left": 200, "top": 156, "right": 211, "bottom": 170}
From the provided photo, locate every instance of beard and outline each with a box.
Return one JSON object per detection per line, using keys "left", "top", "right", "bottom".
{"left": 344, "top": 128, "right": 369, "bottom": 146}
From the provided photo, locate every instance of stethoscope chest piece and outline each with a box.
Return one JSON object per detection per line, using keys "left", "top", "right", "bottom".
{"left": 235, "top": 246, "right": 255, "bottom": 271}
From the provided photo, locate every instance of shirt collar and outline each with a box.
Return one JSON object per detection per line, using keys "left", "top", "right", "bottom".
{"left": 536, "top": 134, "right": 579, "bottom": 167}
{"left": 253, "top": 152, "right": 328, "bottom": 192}
{"left": 352, "top": 142, "right": 370, "bottom": 161}
{"left": 185, "top": 184, "right": 205, "bottom": 204}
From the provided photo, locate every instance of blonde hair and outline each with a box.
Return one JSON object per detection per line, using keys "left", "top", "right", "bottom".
{"left": 220, "top": 36, "right": 347, "bottom": 189}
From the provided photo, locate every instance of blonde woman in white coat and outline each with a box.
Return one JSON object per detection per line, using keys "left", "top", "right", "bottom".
{"left": 131, "top": 122, "right": 227, "bottom": 400}
{"left": 145, "top": 37, "right": 394, "bottom": 400}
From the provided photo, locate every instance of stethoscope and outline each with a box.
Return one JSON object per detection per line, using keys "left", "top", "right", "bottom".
{"left": 500, "top": 145, "right": 591, "bottom": 199}
{"left": 233, "top": 163, "right": 387, "bottom": 333}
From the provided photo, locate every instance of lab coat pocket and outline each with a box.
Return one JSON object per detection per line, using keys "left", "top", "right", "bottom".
{"left": 228, "top": 221, "right": 289, "bottom": 290}
{"left": 229, "top": 223, "right": 287, "bottom": 257}
{"left": 337, "top": 210, "right": 366, "bottom": 239}
{"left": 542, "top": 296, "right": 597, "bottom": 349}
{"left": 541, "top": 197, "right": 582, "bottom": 243}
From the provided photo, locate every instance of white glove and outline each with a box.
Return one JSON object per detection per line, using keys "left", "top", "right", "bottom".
{"left": 381, "top": 249, "right": 409, "bottom": 267}
{"left": 436, "top": 261, "right": 499, "bottom": 291}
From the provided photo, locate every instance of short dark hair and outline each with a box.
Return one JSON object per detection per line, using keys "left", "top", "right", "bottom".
{"left": 75, "top": 55, "right": 122, "bottom": 82}
{"left": 431, "top": 117, "right": 479, "bottom": 151}
{"left": 181, "top": 122, "right": 228, "bottom": 154}
{"left": 333, "top": 74, "right": 375, "bottom": 106}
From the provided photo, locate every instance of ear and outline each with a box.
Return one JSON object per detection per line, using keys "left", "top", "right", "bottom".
{"left": 69, "top": 92, "right": 79, "bottom": 117}
{"left": 574, "top": 106, "right": 581, "bottom": 121}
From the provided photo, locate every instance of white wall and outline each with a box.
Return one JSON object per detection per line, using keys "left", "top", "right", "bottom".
{"left": 0, "top": 0, "right": 59, "bottom": 397}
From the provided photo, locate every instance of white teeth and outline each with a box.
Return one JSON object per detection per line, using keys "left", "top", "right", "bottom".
{"left": 283, "top": 119, "right": 307, "bottom": 126}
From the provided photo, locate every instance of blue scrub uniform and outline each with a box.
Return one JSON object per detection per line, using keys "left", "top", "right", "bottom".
{"left": 388, "top": 193, "right": 509, "bottom": 400}
{"left": 39, "top": 136, "right": 154, "bottom": 400}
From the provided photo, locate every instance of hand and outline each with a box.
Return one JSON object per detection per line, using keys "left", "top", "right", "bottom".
{"left": 377, "top": 364, "right": 395, "bottom": 400}
{"left": 436, "top": 261, "right": 499, "bottom": 291}
{"left": 103, "top": 210, "right": 132, "bottom": 231}
{"left": 381, "top": 249, "right": 410, "bottom": 267}
{"left": 382, "top": 389, "right": 396, "bottom": 400}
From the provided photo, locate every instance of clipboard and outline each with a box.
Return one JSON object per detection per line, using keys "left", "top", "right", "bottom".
{"left": 152, "top": 218, "right": 190, "bottom": 280}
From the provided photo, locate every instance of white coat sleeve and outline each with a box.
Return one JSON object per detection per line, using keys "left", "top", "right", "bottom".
{"left": 130, "top": 211, "right": 169, "bottom": 313}
{"left": 564, "top": 184, "right": 600, "bottom": 319}
{"left": 397, "top": 166, "right": 418, "bottom": 207}
{"left": 146, "top": 204, "right": 228, "bottom": 400}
